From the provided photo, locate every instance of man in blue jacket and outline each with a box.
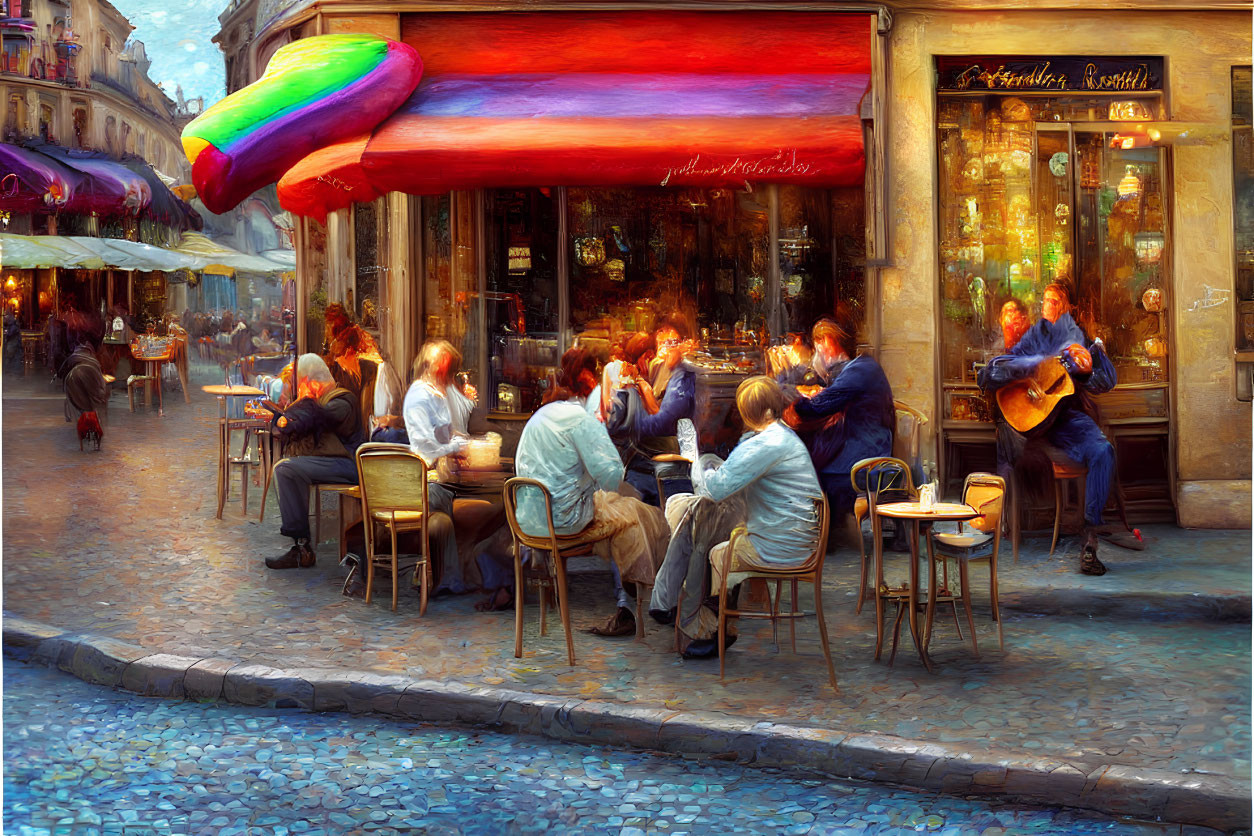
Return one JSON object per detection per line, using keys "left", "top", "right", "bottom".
{"left": 977, "top": 282, "right": 1123, "bottom": 575}
{"left": 783, "top": 319, "right": 895, "bottom": 543}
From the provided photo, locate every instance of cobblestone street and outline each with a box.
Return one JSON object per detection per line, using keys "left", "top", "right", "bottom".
{"left": 2, "top": 364, "right": 1250, "bottom": 828}
{"left": 6, "top": 661, "right": 1189, "bottom": 836}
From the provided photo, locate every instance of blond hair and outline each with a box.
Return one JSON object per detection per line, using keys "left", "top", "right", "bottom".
{"left": 736, "top": 375, "right": 786, "bottom": 429}
{"left": 412, "top": 340, "right": 462, "bottom": 385}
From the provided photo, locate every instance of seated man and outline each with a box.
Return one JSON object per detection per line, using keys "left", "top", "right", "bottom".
{"left": 511, "top": 348, "right": 670, "bottom": 638}
{"left": 650, "top": 377, "right": 822, "bottom": 658}
{"left": 977, "top": 281, "right": 1128, "bottom": 575}
{"left": 783, "top": 318, "right": 894, "bottom": 541}
{"left": 267, "top": 354, "right": 363, "bottom": 570}
{"left": 776, "top": 318, "right": 849, "bottom": 396}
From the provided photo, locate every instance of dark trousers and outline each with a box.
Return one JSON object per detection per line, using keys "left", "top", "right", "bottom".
{"left": 275, "top": 455, "right": 358, "bottom": 541}
{"left": 1047, "top": 410, "right": 1115, "bottom": 526}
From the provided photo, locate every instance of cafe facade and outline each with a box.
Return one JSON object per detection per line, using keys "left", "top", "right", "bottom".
{"left": 213, "top": 0, "right": 1251, "bottom": 528}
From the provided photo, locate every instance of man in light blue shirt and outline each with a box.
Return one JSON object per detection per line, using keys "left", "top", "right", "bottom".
{"left": 651, "top": 376, "right": 821, "bottom": 658}
{"left": 511, "top": 348, "right": 669, "bottom": 637}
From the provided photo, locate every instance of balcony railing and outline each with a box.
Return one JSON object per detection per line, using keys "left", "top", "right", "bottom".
{"left": 0, "top": 36, "right": 84, "bottom": 88}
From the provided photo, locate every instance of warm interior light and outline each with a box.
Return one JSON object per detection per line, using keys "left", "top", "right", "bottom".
{"left": 1117, "top": 166, "right": 1141, "bottom": 198}
{"left": 4, "top": 277, "right": 15, "bottom": 290}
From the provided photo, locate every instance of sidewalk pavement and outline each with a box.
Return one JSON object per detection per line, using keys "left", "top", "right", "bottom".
{"left": 2, "top": 365, "right": 1249, "bottom": 830}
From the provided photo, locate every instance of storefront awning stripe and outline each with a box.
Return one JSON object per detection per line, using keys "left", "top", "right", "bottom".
{"left": 400, "top": 11, "right": 873, "bottom": 77}
{"left": 410, "top": 73, "right": 869, "bottom": 119}
{"left": 281, "top": 114, "right": 866, "bottom": 218}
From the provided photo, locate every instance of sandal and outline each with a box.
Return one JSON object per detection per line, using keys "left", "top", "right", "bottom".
{"left": 1079, "top": 543, "right": 1107, "bottom": 576}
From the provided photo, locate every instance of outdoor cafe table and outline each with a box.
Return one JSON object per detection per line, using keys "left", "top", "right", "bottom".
{"left": 873, "top": 500, "right": 979, "bottom": 674}
{"left": 201, "top": 384, "right": 267, "bottom": 520}
{"left": 130, "top": 343, "right": 174, "bottom": 412}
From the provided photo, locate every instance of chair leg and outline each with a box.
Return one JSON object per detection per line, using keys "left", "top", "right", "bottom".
{"left": 814, "top": 578, "right": 838, "bottom": 693}
{"left": 419, "top": 555, "right": 430, "bottom": 618}
{"left": 717, "top": 563, "right": 731, "bottom": 682}
{"left": 1011, "top": 478, "right": 1021, "bottom": 564}
{"left": 313, "top": 486, "right": 322, "bottom": 545}
{"left": 554, "top": 556, "right": 576, "bottom": 667}
{"left": 1076, "top": 477, "right": 1087, "bottom": 535}
{"left": 771, "top": 580, "right": 782, "bottom": 648}
{"left": 539, "top": 579, "right": 549, "bottom": 636}
{"left": 259, "top": 461, "right": 273, "bottom": 524}
{"left": 789, "top": 579, "right": 798, "bottom": 654}
{"left": 1050, "top": 478, "right": 1063, "bottom": 556}
{"left": 990, "top": 544, "right": 1005, "bottom": 652}
{"left": 959, "top": 560, "right": 979, "bottom": 659}
{"left": 513, "top": 540, "right": 525, "bottom": 659}
{"left": 364, "top": 522, "right": 375, "bottom": 606}
{"left": 635, "top": 582, "right": 646, "bottom": 640}
{"left": 888, "top": 602, "right": 906, "bottom": 667}
{"left": 855, "top": 511, "right": 869, "bottom": 614}
{"left": 390, "top": 525, "right": 399, "bottom": 613}
{"left": 673, "top": 586, "right": 683, "bottom": 653}
{"left": 872, "top": 515, "right": 887, "bottom": 661}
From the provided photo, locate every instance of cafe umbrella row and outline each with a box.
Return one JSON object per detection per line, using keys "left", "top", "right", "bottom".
{"left": 190, "top": 3, "right": 1253, "bottom": 529}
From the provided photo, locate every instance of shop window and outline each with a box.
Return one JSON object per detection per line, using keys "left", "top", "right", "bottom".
{"left": 352, "top": 198, "right": 383, "bottom": 344}
{"left": 422, "top": 193, "right": 479, "bottom": 395}
{"left": 485, "top": 188, "right": 560, "bottom": 413}
{"left": 104, "top": 115, "right": 116, "bottom": 154}
{"left": 937, "top": 94, "right": 1169, "bottom": 392}
{"left": 136, "top": 131, "right": 144, "bottom": 158}
{"left": 1233, "top": 67, "right": 1254, "bottom": 399}
{"left": 120, "top": 121, "right": 132, "bottom": 155}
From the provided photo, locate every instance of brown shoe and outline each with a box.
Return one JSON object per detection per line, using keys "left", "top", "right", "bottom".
{"left": 1079, "top": 541, "right": 1107, "bottom": 576}
{"left": 587, "top": 606, "right": 636, "bottom": 637}
{"left": 266, "top": 540, "right": 315, "bottom": 570}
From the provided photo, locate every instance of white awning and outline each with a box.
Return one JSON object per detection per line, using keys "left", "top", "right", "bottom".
{"left": 1, "top": 232, "right": 291, "bottom": 274}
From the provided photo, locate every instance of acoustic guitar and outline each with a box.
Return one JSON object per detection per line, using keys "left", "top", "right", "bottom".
{"left": 995, "top": 356, "right": 1075, "bottom": 433}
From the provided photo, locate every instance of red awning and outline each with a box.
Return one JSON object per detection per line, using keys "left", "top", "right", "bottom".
{"left": 279, "top": 11, "right": 872, "bottom": 220}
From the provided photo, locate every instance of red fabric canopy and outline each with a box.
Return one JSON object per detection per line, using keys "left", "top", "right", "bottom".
{"left": 279, "top": 11, "right": 872, "bottom": 220}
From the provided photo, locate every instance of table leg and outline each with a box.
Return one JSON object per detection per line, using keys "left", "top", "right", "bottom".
{"left": 905, "top": 519, "right": 935, "bottom": 673}
{"left": 872, "top": 511, "right": 886, "bottom": 660}
{"left": 923, "top": 523, "right": 938, "bottom": 650}
{"left": 215, "top": 401, "right": 228, "bottom": 520}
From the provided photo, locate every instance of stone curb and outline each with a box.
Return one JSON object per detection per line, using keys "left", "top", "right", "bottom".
{"left": 997, "top": 589, "right": 1251, "bottom": 623}
{"left": 4, "top": 615, "right": 1248, "bottom": 832}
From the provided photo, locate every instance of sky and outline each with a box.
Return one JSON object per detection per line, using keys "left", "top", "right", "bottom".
{"left": 108, "top": 0, "right": 227, "bottom": 108}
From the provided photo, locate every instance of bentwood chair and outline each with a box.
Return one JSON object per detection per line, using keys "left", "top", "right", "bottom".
{"left": 892, "top": 400, "right": 929, "bottom": 469}
{"left": 929, "top": 473, "right": 1007, "bottom": 657}
{"left": 713, "top": 494, "right": 838, "bottom": 692}
{"left": 356, "top": 442, "right": 446, "bottom": 613}
{"left": 503, "top": 477, "right": 622, "bottom": 667}
{"left": 850, "top": 456, "right": 917, "bottom": 615}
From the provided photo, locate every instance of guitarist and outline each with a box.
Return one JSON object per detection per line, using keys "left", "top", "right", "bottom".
{"left": 977, "top": 282, "right": 1121, "bottom": 575}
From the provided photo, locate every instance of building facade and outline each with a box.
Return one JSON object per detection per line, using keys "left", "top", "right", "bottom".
{"left": 1, "top": 0, "right": 194, "bottom": 181}
{"left": 212, "top": 0, "right": 1252, "bottom": 528}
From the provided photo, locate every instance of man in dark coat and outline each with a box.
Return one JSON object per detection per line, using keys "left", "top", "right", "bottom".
{"left": 784, "top": 319, "right": 895, "bottom": 528}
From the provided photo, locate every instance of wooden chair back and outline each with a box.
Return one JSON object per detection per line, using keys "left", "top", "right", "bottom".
{"left": 356, "top": 442, "right": 430, "bottom": 517}
{"left": 962, "top": 472, "right": 1005, "bottom": 535}
{"left": 850, "top": 456, "right": 917, "bottom": 505}
{"left": 892, "top": 400, "right": 928, "bottom": 468}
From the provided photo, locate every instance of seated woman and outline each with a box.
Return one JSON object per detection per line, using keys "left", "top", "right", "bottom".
{"left": 650, "top": 376, "right": 822, "bottom": 658}
{"left": 505, "top": 347, "right": 670, "bottom": 636}
{"left": 607, "top": 317, "right": 697, "bottom": 506}
{"left": 401, "top": 340, "right": 472, "bottom": 595}
{"left": 252, "top": 328, "right": 281, "bottom": 353}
